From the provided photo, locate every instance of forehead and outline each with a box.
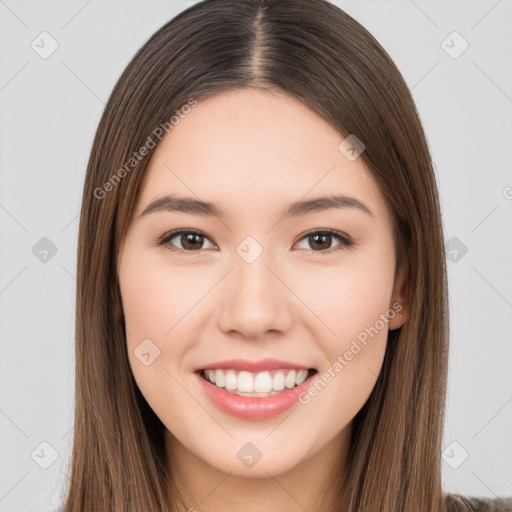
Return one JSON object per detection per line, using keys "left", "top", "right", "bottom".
{"left": 134, "top": 88, "right": 390, "bottom": 225}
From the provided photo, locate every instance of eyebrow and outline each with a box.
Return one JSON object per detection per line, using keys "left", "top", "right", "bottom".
{"left": 137, "top": 193, "right": 375, "bottom": 220}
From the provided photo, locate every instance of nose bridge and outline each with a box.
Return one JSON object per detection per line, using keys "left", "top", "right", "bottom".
{"left": 216, "top": 240, "right": 293, "bottom": 338}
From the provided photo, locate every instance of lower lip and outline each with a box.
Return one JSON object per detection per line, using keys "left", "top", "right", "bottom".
{"left": 195, "top": 370, "right": 318, "bottom": 421}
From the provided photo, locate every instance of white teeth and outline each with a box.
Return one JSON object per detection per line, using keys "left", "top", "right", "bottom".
{"left": 238, "top": 371, "right": 254, "bottom": 392}
{"left": 285, "top": 369, "right": 297, "bottom": 388}
{"left": 202, "top": 368, "right": 312, "bottom": 393}
{"left": 272, "top": 371, "right": 285, "bottom": 391}
{"left": 225, "top": 370, "right": 238, "bottom": 390}
{"left": 254, "top": 371, "right": 273, "bottom": 393}
{"left": 295, "top": 369, "right": 308, "bottom": 386}
{"left": 214, "top": 369, "right": 224, "bottom": 387}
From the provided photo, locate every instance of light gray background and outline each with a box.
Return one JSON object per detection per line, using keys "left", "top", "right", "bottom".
{"left": 1, "top": 1, "right": 511, "bottom": 510}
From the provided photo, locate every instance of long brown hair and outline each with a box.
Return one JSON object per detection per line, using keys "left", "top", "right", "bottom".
{"left": 64, "top": 0, "right": 465, "bottom": 510}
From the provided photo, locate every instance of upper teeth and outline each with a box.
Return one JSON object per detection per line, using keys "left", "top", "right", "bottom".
{"left": 203, "top": 368, "right": 309, "bottom": 392}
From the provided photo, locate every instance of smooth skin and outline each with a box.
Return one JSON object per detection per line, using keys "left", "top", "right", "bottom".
{"left": 117, "top": 88, "right": 408, "bottom": 512}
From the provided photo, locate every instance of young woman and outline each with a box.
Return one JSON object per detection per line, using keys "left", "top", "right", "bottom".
{"left": 58, "top": 1, "right": 511, "bottom": 511}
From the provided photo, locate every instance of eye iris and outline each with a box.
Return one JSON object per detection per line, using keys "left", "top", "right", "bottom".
{"left": 182, "top": 233, "right": 203, "bottom": 250}
{"left": 310, "top": 233, "right": 331, "bottom": 250}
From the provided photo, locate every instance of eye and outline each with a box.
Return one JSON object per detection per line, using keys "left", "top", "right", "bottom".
{"left": 294, "top": 229, "right": 354, "bottom": 253}
{"left": 156, "top": 228, "right": 354, "bottom": 253}
{"left": 156, "top": 229, "right": 216, "bottom": 252}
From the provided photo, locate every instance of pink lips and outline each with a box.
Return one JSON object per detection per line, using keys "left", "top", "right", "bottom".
{"left": 195, "top": 359, "right": 318, "bottom": 421}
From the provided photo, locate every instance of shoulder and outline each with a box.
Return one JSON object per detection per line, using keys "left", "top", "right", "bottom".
{"left": 448, "top": 493, "right": 512, "bottom": 512}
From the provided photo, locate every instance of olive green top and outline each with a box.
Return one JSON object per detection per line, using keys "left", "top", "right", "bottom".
{"left": 450, "top": 493, "right": 512, "bottom": 511}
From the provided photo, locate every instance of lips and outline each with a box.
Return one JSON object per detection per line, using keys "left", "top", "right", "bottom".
{"left": 195, "top": 368, "right": 318, "bottom": 420}
{"left": 193, "top": 358, "right": 319, "bottom": 420}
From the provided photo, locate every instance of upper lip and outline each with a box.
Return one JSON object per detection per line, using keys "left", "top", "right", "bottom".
{"left": 195, "top": 358, "right": 315, "bottom": 373}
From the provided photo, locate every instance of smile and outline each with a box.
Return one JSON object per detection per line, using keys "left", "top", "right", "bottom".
{"left": 195, "top": 365, "right": 319, "bottom": 421}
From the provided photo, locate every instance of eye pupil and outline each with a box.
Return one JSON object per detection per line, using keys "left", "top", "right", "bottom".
{"left": 310, "top": 233, "right": 331, "bottom": 251}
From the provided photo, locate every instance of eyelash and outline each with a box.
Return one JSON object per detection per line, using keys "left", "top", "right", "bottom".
{"left": 155, "top": 228, "right": 354, "bottom": 254}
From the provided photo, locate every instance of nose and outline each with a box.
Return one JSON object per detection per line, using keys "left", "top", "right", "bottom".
{"left": 216, "top": 252, "right": 294, "bottom": 340}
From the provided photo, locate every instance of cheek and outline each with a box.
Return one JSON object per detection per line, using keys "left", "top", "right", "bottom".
{"left": 119, "top": 247, "right": 215, "bottom": 376}
{"left": 295, "top": 245, "right": 396, "bottom": 362}
{"left": 294, "top": 252, "right": 395, "bottom": 431}
{"left": 119, "top": 249, "right": 203, "bottom": 420}
{"left": 120, "top": 248, "right": 200, "bottom": 339}
{"left": 312, "top": 271, "right": 390, "bottom": 325}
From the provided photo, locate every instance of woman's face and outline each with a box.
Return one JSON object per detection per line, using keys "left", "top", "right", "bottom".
{"left": 117, "top": 88, "right": 407, "bottom": 478}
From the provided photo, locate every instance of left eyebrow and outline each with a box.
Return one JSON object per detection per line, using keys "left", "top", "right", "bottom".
{"left": 137, "top": 195, "right": 223, "bottom": 220}
{"left": 137, "top": 193, "right": 376, "bottom": 220}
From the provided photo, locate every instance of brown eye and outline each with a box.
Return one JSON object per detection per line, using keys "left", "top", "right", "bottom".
{"left": 157, "top": 230, "right": 216, "bottom": 252}
{"left": 295, "top": 230, "right": 354, "bottom": 252}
